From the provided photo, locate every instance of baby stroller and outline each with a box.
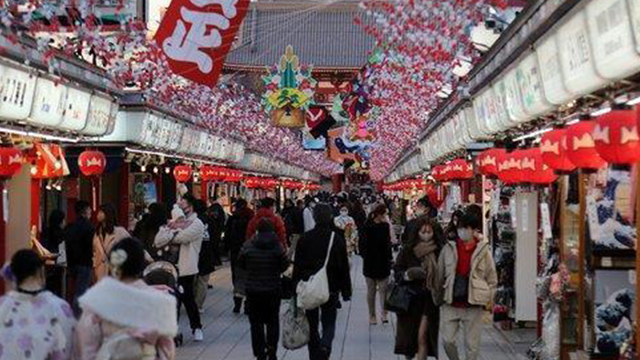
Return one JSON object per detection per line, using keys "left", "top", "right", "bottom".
{"left": 143, "top": 261, "right": 184, "bottom": 347}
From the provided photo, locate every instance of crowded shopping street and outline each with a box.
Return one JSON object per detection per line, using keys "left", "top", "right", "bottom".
{"left": 1, "top": 0, "right": 640, "bottom": 360}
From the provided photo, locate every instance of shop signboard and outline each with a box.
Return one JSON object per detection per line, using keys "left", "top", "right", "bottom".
{"left": 490, "top": 84, "right": 511, "bottom": 129}
{"left": 82, "top": 94, "right": 114, "bottom": 136}
{"left": 516, "top": 52, "right": 553, "bottom": 118}
{"left": 463, "top": 105, "right": 484, "bottom": 140}
{"left": 628, "top": 0, "right": 640, "bottom": 54}
{"left": 536, "top": 33, "right": 575, "bottom": 105}
{"left": 179, "top": 127, "right": 200, "bottom": 154}
{"left": 481, "top": 89, "right": 502, "bottom": 133}
{"left": 165, "top": 121, "right": 184, "bottom": 151}
{"left": 502, "top": 68, "right": 529, "bottom": 124}
{"left": 139, "top": 113, "right": 161, "bottom": 147}
{"left": 232, "top": 143, "right": 245, "bottom": 163}
{"left": 558, "top": 9, "right": 607, "bottom": 96}
{"left": 29, "top": 76, "right": 67, "bottom": 127}
{"left": 0, "top": 63, "right": 36, "bottom": 121}
{"left": 59, "top": 87, "right": 91, "bottom": 131}
{"left": 586, "top": 0, "right": 640, "bottom": 80}
{"left": 473, "top": 90, "right": 493, "bottom": 136}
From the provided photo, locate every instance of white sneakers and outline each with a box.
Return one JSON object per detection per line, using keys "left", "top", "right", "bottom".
{"left": 194, "top": 328, "right": 204, "bottom": 342}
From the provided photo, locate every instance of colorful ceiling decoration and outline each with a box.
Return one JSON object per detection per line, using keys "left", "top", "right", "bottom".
{"left": 354, "top": 0, "right": 508, "bottom": 180}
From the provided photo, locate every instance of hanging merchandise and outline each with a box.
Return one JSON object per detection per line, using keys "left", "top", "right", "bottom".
{"left": 77, "top": 150, "right": 106, "bottom": 177}
{"left": 593, "top": 107, "right": 640, "bottom": 165}
{"left": 31, "top": 143, "right": 70, "bottom": 180}
{"left": 262, "top": 45, "right": 317, "bottom": 128}
{"left": 0, "top": 147, "right": 23, "bottom": 178}
{"left": 154, "top": 0, "right": 251, "bottom": 87}
{"left": 565, "top": 117, "right": 607, "bottom": 171}
{"left": 540, "top": 128, "right": 577, "bottom": 173}
{"left": 173, "top": 165, "right": 192, "bottom": 183}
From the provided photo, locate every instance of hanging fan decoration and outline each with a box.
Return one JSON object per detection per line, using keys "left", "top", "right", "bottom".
{"left": 262, "top": 45, "right": 317, "bottom": 128}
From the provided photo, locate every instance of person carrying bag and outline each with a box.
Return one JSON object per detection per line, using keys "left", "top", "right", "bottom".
{"left": 296, "top": 232, "right": 334, "bottom": 310}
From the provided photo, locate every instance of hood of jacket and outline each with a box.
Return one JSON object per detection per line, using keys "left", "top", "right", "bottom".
{"left": 252, "top": 231, "right": 281, "bottom": 250}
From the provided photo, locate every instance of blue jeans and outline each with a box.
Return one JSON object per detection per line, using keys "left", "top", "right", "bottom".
{"left": 69, "top": 266, "right": 92, "bottom": 316}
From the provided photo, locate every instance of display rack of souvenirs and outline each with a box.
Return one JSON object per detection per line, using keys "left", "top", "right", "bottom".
{"left": 492, "top": 185, "right": 516, "bottom": 325}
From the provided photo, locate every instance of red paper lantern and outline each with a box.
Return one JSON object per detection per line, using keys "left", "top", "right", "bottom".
{"left": 173, "top": 165, "right": 192, "bottom": 183}
{"left": 78, "top": 150, "right": 106, "bottom": 177}
{"left": 478, "top": 148, "right": 506, "bottom": 177}
{"left": 200, "top": 166, "right": 220, "bottom": 182}
{"left": 593, "top": 108, "right": 640, "bottom": 165}
{"left": 496, "top": 152, "right": 520, "bottom": 184}
{"left": 540, "top": 129, "right": 576, "bottom": 172}
{"left": 0, "top": 147, "right": 23, "bottom": 178}
{"left": 431, "top": 165, "right": 444, "bottom": 182}
{"left": 566, "top": 120, "right": 607, "bottom": 170}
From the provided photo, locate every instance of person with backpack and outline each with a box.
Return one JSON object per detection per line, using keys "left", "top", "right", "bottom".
{"left": 239, "top": 219, "right": 289, "bottom": 360}
{"left": 225, "top": 198, "right": 255, "bottom": 314}
{"left": 154, "top": 194, "right": 205, "bottom": 342}
{"left": 293, "top": 204, "right": 352, "bottom": 360}
{"left": 76, "top": 238, "right": 177, "bottom": 360}
{"left": 0, "top": 249, "right": 76, "bottom": 360}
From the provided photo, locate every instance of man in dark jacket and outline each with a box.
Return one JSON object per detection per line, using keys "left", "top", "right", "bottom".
{"left": 64, "top": 200, "right": 95, "bottom": 315}
{"left": 225, "top": 198, "right": 255, "bottom": 313}
{"left": 294, "top": 204, "right": 352, "bottom": 360}
{"left": 239, "top": 219, "right": 289, "bottom": 360}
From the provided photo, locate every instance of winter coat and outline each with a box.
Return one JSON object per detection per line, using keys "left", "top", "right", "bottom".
{"left": 0, "top": 291, "right": 76, "bottom": 360}
{"left": 246, "top": 208, "right": 287, "bottom": 250}
{"left": 93, "top": 226, "right": 130, "bottom": 281}
{"left": 282, "top": 206, "right": 304, "bottom": 236}
{"left": 302, "top": 207, "right": 316, "bottom": 233}
{"left": 293, "top": 225, "right": 352, "bottom": 300}
{"left": 198, "top": 219, "right": 216, "bottom": 276}
{"left": 225, "top": 207, "right": 255, "bottom": 258}
{"left": 65, "top": 217, "right": 96, "bottom": 268}
{"left": 238, "top": 232, "right": 289, "bottom": 294}
{"left": 361, "top": 221, "right": 393, "bottom": 280}
{"left": 436, "top": 238, "right": 498, "bottom": 306}
{"left": 154, "top": 213, "right": 205, "bottom": 277}
{"left": 77, "top": 278, "right": 176, "bottom": 360}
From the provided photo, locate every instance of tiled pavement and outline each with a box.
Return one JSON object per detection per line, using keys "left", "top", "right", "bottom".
{"left": 176, "top": 257, "right": 531, "bottom": 360}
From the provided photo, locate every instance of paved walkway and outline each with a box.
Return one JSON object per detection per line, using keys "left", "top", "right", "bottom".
{"left": 176, "top": 257, "right": 531, "bottom": 360}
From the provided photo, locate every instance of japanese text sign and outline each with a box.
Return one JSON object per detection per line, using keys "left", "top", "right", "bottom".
{"left": 155, "top": 0, "right": 250, "bottom": 87}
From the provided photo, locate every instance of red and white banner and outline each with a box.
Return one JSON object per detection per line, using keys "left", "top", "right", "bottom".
{"left": 155, "top": 0, "right": 251, "bottom": 87}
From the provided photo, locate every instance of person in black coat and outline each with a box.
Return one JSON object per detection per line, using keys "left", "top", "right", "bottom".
{"left": 43, "top": 209, "right": 65, "bottom": 297}
{"left": 194, "top": 200, "right": 216, "bottom": 312}
{"left": 394, "top": 217, "right": 445, "bottom": 359}
{"left": 293, "top": 204, "right": 352, "bottom": 360}
{"left": 207, "top": 202, "right": 227, "bottom": 265}
{"left": 225, "top": 198, "right": 255, "bottom": 313}
{"left": 132, "top": 203, "right": 168, "bottom": 258}
{"left": 64, "top": 200, "right": 95, "bottom": 315}
{"left": 349, "top": 199, "right": 367, "bottom": 255}
{"left": 239, "top": 218, "right": 289, "bottom": 360}
{"left": 401, "top": 196, "right": 435, "bottom": 244}
{"left": 361, "top": 204, "right": 393, "bottom": 325}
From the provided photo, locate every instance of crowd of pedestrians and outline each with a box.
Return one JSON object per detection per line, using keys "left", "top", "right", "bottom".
{"left": 0, "top": 188, "right": 497, "bottom": 360}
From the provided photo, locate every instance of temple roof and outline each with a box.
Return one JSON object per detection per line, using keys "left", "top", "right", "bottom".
{"left": 225, "top": 1, "right": 375, "bottom": 69}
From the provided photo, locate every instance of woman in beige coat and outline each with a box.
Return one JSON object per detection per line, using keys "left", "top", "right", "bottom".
{"left": 93, "top": 204, "right": 130, "bottom": 281}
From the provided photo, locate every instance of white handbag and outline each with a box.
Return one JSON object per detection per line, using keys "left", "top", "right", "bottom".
{"left": 296, "top": 232, "right": 335, "bottom": 310}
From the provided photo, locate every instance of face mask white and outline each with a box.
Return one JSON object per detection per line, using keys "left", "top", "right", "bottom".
{"left": 340, "top": 210, "right": 349, "bottom": 216}
{"left": 457, "top": 228, "right": 474, "bottom": 242}
{"left": 419, "top": 231, "right": 433, "bottom": 241}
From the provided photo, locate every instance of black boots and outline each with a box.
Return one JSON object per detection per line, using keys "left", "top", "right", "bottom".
{"left": 233, "top": 296, "right": 243, "bottom": 314}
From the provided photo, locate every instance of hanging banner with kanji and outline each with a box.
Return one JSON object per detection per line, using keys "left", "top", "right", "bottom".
{"left": 155, "top": 0, "right": 251, "bottom": 87}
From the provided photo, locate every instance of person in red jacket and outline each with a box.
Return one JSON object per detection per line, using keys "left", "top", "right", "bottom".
{"left": 246, "top": 198, "right": 288, "bottom": 251}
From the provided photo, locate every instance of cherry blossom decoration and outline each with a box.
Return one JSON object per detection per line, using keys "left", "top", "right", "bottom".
{"left": 355, "top": 0, "right": 506, "bottom": 180}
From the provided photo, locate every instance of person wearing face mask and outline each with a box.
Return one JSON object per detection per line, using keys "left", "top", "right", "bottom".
{"left": 334, "top": 206, "right": 358, "bottom": 256}
{"left": 436, "top": 212, "right": 497, "bottom": 360}
{"left": 361, "top": 204, "right": 393, "bottom": 325}
{"left": 401, "top": 197, "right": 434, "bottom": 244}
{"left": 155, "top": 193, "right": 205, "bottom": 342}
{"left": 394, "top": 217, "right": 444, "bottom": 360}
{"left": 0, "top": 249, "right": 76, "bottom": 360}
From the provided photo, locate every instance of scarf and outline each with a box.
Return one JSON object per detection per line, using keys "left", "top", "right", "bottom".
{"left": 413, "top": 239, "right": 439, "bottom": 293}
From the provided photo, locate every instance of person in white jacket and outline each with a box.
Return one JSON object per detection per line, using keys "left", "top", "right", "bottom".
{"left": 155, "top": 193, "right": 205, "bottom": 342}
{"left": 302, "top": 197, "right": 317, "bottom": 233}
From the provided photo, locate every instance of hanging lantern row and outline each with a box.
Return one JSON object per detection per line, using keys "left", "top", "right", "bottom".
{"left": 431, "top": 159, "right": 474, "bottom": 182}
{"left": 382, "top": 178, "right": 428, "bottom": 191}
{"left": 200, "top": 166, "right": 243, "bottom": 183}
{"left": 282, "top": 179, "right": 306, "bottom": 190}
{"left": 244, "top": 177, "right": 279, "bottom": 190}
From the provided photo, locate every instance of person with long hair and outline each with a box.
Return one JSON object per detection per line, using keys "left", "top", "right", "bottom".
{"left": 76, "top": 238, "right": 177, "bottom": 360}
{"left": 44, "top": 209, "right": 66, "bottom": 296}
{"left": 361, "top": 204, "right": 393, "bottom": 325}
{"left": 0, "top": 249, "right": 76, "bottom": 360}
{"left": 225, "top": 198, "right": 255, "bottom": 314}
{"left": 394, "top": 217, "right": 445, "bottom": 360}
{"left": 133, "top": 203, "right": 169, "bottom": 257}
{"left": 93, "top": 204, "right": 130, "bottom": 281}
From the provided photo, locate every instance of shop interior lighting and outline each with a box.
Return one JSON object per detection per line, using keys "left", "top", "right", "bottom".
{"left": 590, "top": 107, "right": 612, "bottom": 117}
{"left": 513, "top": 127, "right": 553, "bottom": 142}
{"left": 0, "top": 126, "right": 79, "bottom": 143}
{"left": 164, "top": 167, "right": 171, "bottom": 174}
{"left": 153, "top": 166, "right": 159, "bottom": 174}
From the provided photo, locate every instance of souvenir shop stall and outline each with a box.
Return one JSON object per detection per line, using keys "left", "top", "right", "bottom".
{"left": 385, "top": 0, "right": 640, "bottom": 358}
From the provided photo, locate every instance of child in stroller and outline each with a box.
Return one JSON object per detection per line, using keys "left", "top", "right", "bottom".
{"left": 144, "top": 261, "right": 184, "bottom": 347}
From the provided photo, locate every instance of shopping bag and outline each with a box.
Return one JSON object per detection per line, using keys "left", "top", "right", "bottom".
{"left": 296, "top": 233, "right": 334, "bottom": 310}
{"left": 282, "top": 298, "right": 310, "bottom": 350}
{"left": 384, "top": 280, "right": 414, "bottom": 314}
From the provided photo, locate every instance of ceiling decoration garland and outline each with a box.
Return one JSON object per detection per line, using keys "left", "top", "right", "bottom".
{"left": 0, "top": 1, "right": 341, "bottom": 176}
{"left": 355, "top": 0, "right": 508, "bottom": 180}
